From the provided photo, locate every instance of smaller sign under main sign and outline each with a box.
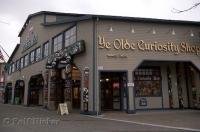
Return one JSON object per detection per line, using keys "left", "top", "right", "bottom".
{"left": 127, "top": 82, "right": 134, "bottom": 87}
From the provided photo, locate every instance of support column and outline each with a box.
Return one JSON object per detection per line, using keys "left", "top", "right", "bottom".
{"left": 11, "top": 82, "right": 15, "bottom": 104}
{"left": 179, "top": 63, "right": 188, "bottom": 108}
{"left": 161, "top": 64, "right": 169, "bottom": 108}
{"left": 127, "top": 70, "right": 135, "bottom": 114}
{"left": 169, "top": 64, "right": 179, "bottom": 108}
{"left": 23, "top": 77, "right": 29, "bottom": 106}
{"left": 194, "top": 70, "right": 200, "bottom": 109}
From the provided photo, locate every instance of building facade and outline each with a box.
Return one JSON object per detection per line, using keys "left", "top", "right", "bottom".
{"left": 0, "top": 62, "right": 5, "bottom": 103}
{"left": 5, "top": 11, "right": 200, "bottom": 114}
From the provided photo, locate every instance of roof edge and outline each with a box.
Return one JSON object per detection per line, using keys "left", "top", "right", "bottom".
{"left": 18, "top": 11, "right": 200, "bottom": 37}
{"left": 7, "top": 44, "right": 20, "bottom": 64}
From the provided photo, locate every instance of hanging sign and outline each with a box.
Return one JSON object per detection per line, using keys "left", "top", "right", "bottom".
{"left": 45, "top": 40, "right": 85, "bottom": 69}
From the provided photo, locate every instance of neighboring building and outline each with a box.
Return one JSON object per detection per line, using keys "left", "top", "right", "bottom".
{"left": 0, "top": 62, "right": 5, "bottom": 103}
{"left": 5, "top": 11, "right": 200, "bottom": 114}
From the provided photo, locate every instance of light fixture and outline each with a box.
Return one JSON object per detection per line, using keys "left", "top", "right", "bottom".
{"left": 109, "top": 26, "right": 113, "bottom": 32}
{"left": 152, "top": 27, "right": 156, "bottom": 34}
{"left": 105, "top": 78, "right": 109, "bottom": 82}
{"left": 100, "top": 79, "right": 103, "bottom": 82}
{"left": 131, "top": 25, "right": 135, "bottom": 33}
{"left": 172, "top": 28, "right": 175, "bottom": 35}
{"left": 190, "top": 30, "right": 194, "bottom": 37}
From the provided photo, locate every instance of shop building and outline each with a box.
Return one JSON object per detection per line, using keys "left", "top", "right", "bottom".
{"left": 5, "top": 11, "right": 200, "bottom": 114}
{"left": 0, "top": 62, "right": 5, "bottom": 103}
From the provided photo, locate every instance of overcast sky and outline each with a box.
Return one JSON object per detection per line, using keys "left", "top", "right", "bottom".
{"left": 0, "top": 0, "right": 200, "bottom": 60}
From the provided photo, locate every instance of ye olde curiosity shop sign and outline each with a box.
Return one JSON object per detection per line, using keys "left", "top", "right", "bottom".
{"left": 98, "top": 35, "right": 200, "bottom": 55}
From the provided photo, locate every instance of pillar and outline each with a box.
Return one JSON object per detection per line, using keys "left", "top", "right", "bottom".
{"left": 23, "top": 77, "right": 29, "bottom": 106}
{"left": 169, "top": 64, "right": 179, "bottom": 108}
{"left": 194, "top": 69, "right": 200, "bottom": 108}
{"left": 161, "top": 64, "right": 170, "bottom": 108}
{"left": 179, "top": 63, "right": 188, "bottom": 108}
{"left": 11, "top": 81, "right": 15, "bottom": 104}
{"left": 127, "top": 70, "right": 135, "bottom": 113}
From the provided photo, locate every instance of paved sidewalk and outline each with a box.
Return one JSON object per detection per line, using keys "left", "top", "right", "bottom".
{"left": 0, "top": 104, "right": 199, "bottom": 132}
{"left": 99, "top": 110, "right": 200, "bottom": 130}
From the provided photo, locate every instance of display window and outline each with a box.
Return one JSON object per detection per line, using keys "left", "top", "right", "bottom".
{"left": 134, "top": 67, "right": 162, "bottom": 97}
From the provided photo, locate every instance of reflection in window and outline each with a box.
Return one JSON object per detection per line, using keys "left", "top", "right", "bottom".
{"left": 24, "top": 54, "right": 29, "bottom": 67}
{"left": 8, "top": 65, "right": 12, "bottom": 74}
{"left": 12, "top": 63, "right": 15, "bottom": 72}
{"left": 20, "top": 57, "right": 24, "bottom": 69}
{"left": 43, "top": 42, "right": 49, "bottom": 57}
{"left": 30, "top": 50, "right": 35, "bottom": 63}
{"left": 16, "top": 60, "right": 20, "bottom": 71}
{"left": 134, "top": 67, "right": 161, "bottom": 97}
{"left": 36, "top": 47, "right": 41, "bottom": 61}
{"left": 53, "top": 34, "right": 63, "bottom": 52}
{"left": 65, "top": 26, "right": 76, "bottom": 47}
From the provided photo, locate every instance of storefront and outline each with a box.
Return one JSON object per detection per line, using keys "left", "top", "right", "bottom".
{"left": 5, "top": 11, "right": 200, "bottom": 115}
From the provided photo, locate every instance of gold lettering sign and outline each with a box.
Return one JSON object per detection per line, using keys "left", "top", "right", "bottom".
{"left": 98, "top": 35, "right": 200, "bottom": 55}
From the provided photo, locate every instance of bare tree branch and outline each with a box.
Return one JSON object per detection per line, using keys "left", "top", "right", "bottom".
{"left": 172, "top": 2, "right": 200, "bottom": 13}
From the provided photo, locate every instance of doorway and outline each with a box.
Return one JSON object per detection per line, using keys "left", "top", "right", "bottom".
{"left": 14, "top": 80, "right": 25, "bottom": 105}
{"left": 4, "top": 83, "right": 12, "bottom": 104}
{"left": 100, "top": 71, "right": 127, "bottom": 111}
{"left": 28, "top": 74, "right": 44, "bottom": 106}
{"left": 68, "top": 65, "right": 81, "bottom": 109}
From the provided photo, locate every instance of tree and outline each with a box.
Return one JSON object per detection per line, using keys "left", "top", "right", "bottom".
{"left": 172, "top": 2, "right": 200, "bottom": 13}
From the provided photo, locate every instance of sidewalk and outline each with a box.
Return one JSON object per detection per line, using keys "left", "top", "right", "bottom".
{"left": 99, "top": 109, "right": 200, "bottom": 130}
{"left": 1, "top": 104, "right": 199, "bottom": 132}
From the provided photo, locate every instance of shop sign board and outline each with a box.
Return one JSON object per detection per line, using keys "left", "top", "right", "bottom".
{"left": 127, "top": 82, "right": 134, "bottom": 87}
{"left": 46, "top": 40, "right": 85, "bottom": 69}
{"left": 58, "top": 103, "right": 69, "bottom": 115}
{"left": 98, "top": 35, "right": 200, "bottom": 56}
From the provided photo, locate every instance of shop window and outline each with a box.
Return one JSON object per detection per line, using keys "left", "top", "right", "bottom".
{"left": 53, "top": 34, "right": 63, "bottom": 52}
{"left": 8, "top": 65, "right": 12, "bottom": 74}
{"left": 24, "top": 54, "right": 29, "bottom": 67}
{"left": 43, "top": 42, "right": 49, "bottom": 58}
{"left": 12, "top": 63, "right": 14, "bottom": 72}
{"left": 64, "top": 26, "right": 76, "bottom": 47}
{"left": 16, "top": 60, "right": 20, "bottom": 71}
{"left": 134, "top": 67, "right": 161, "bottom": 97}
{"left": 30, "top": 50, "right": 35, "bottom": 63}
{"left": 20, "top": 57, "right": 24, "bottom": 69}
{"left": 35, "top": 47, "right": 41, "bottom": 61}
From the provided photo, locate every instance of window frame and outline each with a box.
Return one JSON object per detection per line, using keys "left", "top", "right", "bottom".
{"left": 35, "top": 47, "right": 41, "bottom": 61}
{"left": 20, "top": 57, "right": 24, "bottom": 69}
{"left": 24, "top": 54, "right": 29, "bottom": 67}
{"left": 42, "top": 41, "right": 49, "bottom": 58}
{"left": 52, "top": 33, "right": 63, "bottom": 53}
{"left": 64, "top": 26, "right": 77, "bottom": 48}
{"left": 30, "top": 50, "right": 36, "bottom": 64}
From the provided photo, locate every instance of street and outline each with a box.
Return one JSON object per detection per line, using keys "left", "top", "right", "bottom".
{"left": 0, "top": 104, "right": 200, "bottom": 132}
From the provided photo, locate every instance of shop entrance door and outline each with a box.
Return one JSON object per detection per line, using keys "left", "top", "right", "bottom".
{"left": 28, "top": 74, "right": 44, "bottom": 106}
{"left": 100, "top": 72, "right": 127, "bottom": 111}
{"left": 72, "top": 80, "right": 81, "bottom": 109}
